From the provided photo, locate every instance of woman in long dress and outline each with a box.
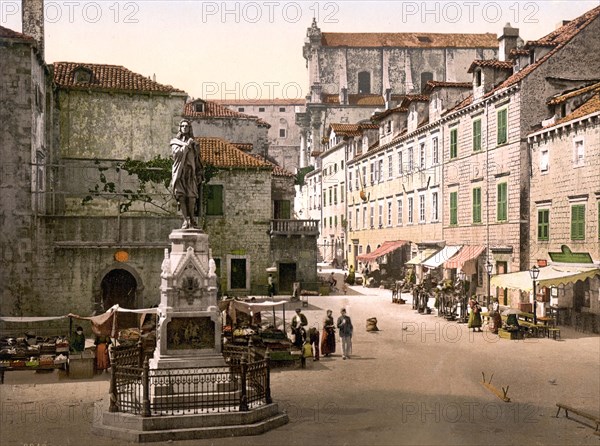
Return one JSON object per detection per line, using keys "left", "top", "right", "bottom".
{"left": 468, "top": 297, "right": 483, "bottom": 332}
{"left": 320, "top": 309, "right": 336, "bottom": 356}
{"left": 95, "top": 335, "right": 111, "bottom": 372}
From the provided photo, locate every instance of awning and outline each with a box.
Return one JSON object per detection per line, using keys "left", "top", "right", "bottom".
{"left": 357, "top": 240, "right": 409, "bottom": 262}
{"left": 230, "top": 300, "right": 287, "bottom": 314}
{"left": 491, "top": 265, "right": 600, "bottom": 292}
{"left": 422, "top": 246, "right": 462, "bottom": 269}
{"left": 405, "top": 248, "right": 439, "bottom": 266}
{"left": 444, "top": 245, "right": 486, "bottom": 270}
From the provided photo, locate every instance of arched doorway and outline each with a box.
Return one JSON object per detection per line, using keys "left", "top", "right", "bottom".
{"left": 101, "top": 269, "right": 138, "bottom": 328}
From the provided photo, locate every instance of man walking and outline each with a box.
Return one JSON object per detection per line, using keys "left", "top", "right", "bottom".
{"left": 336, "top": 308, "right": 353, "bottom": 360}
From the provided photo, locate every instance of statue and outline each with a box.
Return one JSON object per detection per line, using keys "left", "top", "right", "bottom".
{"left": 170, "top": 119, "right": 204, "bottom": 229}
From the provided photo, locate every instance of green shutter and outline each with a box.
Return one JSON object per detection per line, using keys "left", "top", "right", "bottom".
{"left": 450, "top": 192, "right": 458, "bottom": 225}
{"left": 473, "top": 188, "right": 481, "bottom": 223}
{"left": 538, "top": 209, "right": 549, "bottom": 241}
{"left": 571, "top": 205, "right": 585, "bottom": 240}
{"left": 497, "top": 183, "right": 507, "bottom": 221}
{"left": 450, "top": 128, "right": 458, "bottom": 158}
{"left": 497, "top": 109, "right": 507, "bottom": 145}
{"left": 280, "top": 200, "right": 291, "bottom": 219}
{"left": 206, "top": 185, "right": 224, "bottom": 216}
{"left": 473, "top": 120, "right": 481, "bottom": 151}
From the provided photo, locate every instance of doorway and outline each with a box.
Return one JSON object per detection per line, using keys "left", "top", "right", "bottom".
{"left": 230, "top": 258, "right": 247, "bottom": 290}
{"left": 101, "top": 269, "right": 138, "bottom": 328}
{"left": 279, "top": 263, "right": 297, "bottom": 294}
{"left": 496, "top": 261, "right": 508, "bottom": 305}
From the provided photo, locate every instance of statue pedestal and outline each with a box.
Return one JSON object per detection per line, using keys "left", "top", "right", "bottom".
{"left": 150, "top": 229, "right": 225, "bottom": 369}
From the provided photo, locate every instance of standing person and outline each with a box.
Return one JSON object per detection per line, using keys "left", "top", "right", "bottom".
{"left": 267, "top": 273, "right": 275, "bottom": 297}
{"left": 320, "top": 309, "right": 336, "bottom": 357}
{"left": 308, "top": 327, "right": 320, "bottom": 361}
{"left": 70, "top": 326, "right": 85, "bottom": 353}
{"left": 170, "top": 119, "right": 204, "bottom": 229}
{"left": 291, "top": 308, "right": 308, "bottom": 347}
{"left": 468, "top": 296, "right": 483, "bottom": 332}
{"left": 336, "top": 308, "right": 353, "bottom": 360}
{"left": 94, "top": 334, "right": 111, "bottom": 373}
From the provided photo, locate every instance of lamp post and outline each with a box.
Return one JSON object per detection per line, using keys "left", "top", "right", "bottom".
{"left": 486, "top": 261, "right": 493, "bottom": 309}
{"left": 529, "top": 265, "right": 540, "bottom": 325}
{"left": 458, "top": 270, "right": 467, "bottom": 323}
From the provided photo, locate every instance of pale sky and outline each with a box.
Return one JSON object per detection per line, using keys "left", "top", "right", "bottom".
{"left": 2, "top": 1, "right": 598, "bottom": 99}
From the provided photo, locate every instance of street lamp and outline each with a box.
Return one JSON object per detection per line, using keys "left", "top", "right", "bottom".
{"left": 486, "top": 261, "right": 493, "bottom": 309}
{"left": 529, "top": 265, "right": 540, "bottom": 325}
{"left": 458, "top": 270, "right": 467, "bottom": 323}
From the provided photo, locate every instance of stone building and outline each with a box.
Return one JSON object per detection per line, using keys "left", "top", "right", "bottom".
{"left": 214, "top": 99, "right": 306, "bottom": 171}
{"left": 527, "top": 83, "right": 600, "bottom": 321}
{"left": 298, "top": 18, "right": 500, "bottom": 167}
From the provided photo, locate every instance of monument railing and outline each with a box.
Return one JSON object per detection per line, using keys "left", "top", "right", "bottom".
{"left": 109, "top": 354, "right": 272, "bottom": 416}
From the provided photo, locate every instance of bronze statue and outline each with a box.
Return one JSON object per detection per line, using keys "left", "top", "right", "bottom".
{"left": 169, "top": 119, "right": 204, "bottom": 229}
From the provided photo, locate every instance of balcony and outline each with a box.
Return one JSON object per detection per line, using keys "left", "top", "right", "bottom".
{"left": 270, "top": 219, "right": 319, "bottom": 237}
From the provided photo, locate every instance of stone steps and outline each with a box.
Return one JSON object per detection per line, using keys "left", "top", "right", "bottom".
{"left": 92, "top": 402, "right": 288, "bottom": 443}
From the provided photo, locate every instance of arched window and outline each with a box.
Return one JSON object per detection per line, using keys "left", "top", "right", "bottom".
{"left": 421, "top": 72, "right": 433, "bottom": 92}
{"left": 358, "top": 71, "right": 371, "bottom": 94}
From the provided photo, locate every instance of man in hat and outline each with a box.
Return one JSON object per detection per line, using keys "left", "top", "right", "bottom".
{"left": 291, "top": 308, "right": 308, "bottom": 347}
{"left": 336, "top": 308, "right": 353, "bottom": 359}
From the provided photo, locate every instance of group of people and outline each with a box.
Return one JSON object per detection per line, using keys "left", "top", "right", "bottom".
{"left": 70, "top": 326, "right": 111, "bottom": 373}
{"left": 290, "top": 307, "right": 354, "bottom": 361}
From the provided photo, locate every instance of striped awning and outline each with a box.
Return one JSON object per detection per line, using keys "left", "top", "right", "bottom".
{"left": 491, "top": 265, "right": 600, "bottom": 292}
{"left": 405, "top": 249, "right": 439, "bottom": 266}
{"left": 357, "top": 240, "right": 409, "bottom": 262}
{"left": 444, "top": 245, "right": 486, "bottom": 269}
{"left": 422, "top": 246, "right": 462, "bottom": 269}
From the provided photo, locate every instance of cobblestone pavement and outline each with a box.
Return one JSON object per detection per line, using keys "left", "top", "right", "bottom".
{"left": 1, "top": 269, "right": 599, "bottom": 445}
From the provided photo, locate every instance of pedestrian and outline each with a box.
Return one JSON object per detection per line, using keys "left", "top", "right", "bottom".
{"left": 94, "top": 334, "right": 111, "bottom": 372}
{"left": 291, "top": 308, "right": 308, "bottom": 347}
{"left": 308, "top": 327, "right": 320, "bottom": 361}
{"left": 468, "top": 296, "right": 483, "bottom": 332}
{"left": 320, "top": 309, "right": 336, "bottom": 357}
{"left": 70, "top": 326, "right": 85, "bottom": 353}
{"left": 336, "top": 308, "right": 353, "bottom": 360}
{"left": 267, "top": 273, "right": 275, "bottom": 297}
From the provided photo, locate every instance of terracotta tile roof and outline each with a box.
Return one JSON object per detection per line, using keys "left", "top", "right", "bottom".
{"left": 508, "top": 48, "right": 530, "bottom": 58}
{"left": 52, "top": 62, "right": 185, "bottom": 94}
{"left": 547, "top": 82, "right": 600, "bottom": 105}
{"left": 422, "top": 81, "right": 472, "bottom": 93}
{"left": 321, "top": 93, "right": 386, "bottom": 106}
{"left": 547, "top": 93, "right": 600, "bottom": 128}
{"left": 197, "top": 137, "right": 272, "bottom": 170}
{"left": 492, "top": 5, "right": 600, "bottom": 93}
{"left": 321, "top": 32, "right": 498, "bottom": 48}
{"left": 371, "top": 105, "right": 408, "bottom": 121}
{"left": 184, "top": 100, "right": 271, "bottom": 127}
{"left": 329, "top": 122, "right": 379, "bottom": 137}
{"left": 0, "top": 25, "right": 34, "bottom": 41}
{"left": 467, "top": 59, "right": 514, "bottom": 73}
{"left": 245, "top": 153, "right": 295, "bottom": 177}
{"left": 444, "top": 94, "right": 474, "bottom": 116}
{"left": 232, "top": 143, "right": 253, "bottom": 152}
{"left": 213, "top": 98, "right": 305, "bottom": 106}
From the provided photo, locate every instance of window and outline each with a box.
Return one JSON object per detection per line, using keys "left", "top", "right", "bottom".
{"left": 397, "top": 197, "right": 403, "bottom": 225}
{"left": 538, "top": 209, "right": 549, "bottom": 241}
{"left": 279, "top": 107, "right": 286, "bottom": 112}
{"left": 387, "top": 201, "right": 392, "bottom": 226}
{"left": 230, "top": 258, "right": 247, "bottom": 289}
{"left": 329, "top": 216, "right": 332, "bottom": 228}
{"left": 274, "top": 200, "right": 291, "bottom": 219}
{"left": 408, "top": 147, "right": 414, "bottom": 171}
{"left": 355, "top": 207, "right": 360, "bottom": 229}
{"left": 279, "top": 128, "right": 286, "bottom": 138}
{"left": 497, "top": 183, "right": 507, "bottom": 222}
{"left": 362, "top": 205, "right": 367, "bottom": 228}
{"left": 419, "top": 142, "right": 426, "bottom": 169}
{"left": 450, "top": 192, "right": 458, "bottom": 226}
{"left": 358, "top": 71, "right": 371, "bottom": 94}
{"left": 421, "top": 72, "right": 434, "bottom": 92}
{"left": 238, "top": 107, "right": 245, "bottom": 112}
{"left": 472, "top": 188, "right": 482, "bottom": 223}
{"left": 450, "top": 128, "right": 458, "bottom": 159}
{"left": 378, "top": 159, "right": 384, "bottom": 182}
{"left": 329, "top": 188, "right": 332, "bottom": 205}
{"left": 370, "top": 162, "right": 375, "bottom": 184}
{"left": 194, "top": 102, "right": 205, "bottom": 113}
{"left": 386, "top": 120, "right": 392, "bottom": 133}
{"left": 349, "top": 171, "right": 353, "bottom": 190}
{"left": 334, "top": 215, "right": 338, "bottom": 227}
{"left": 398, "top": 151, "right": 403, "bottom": 175}
{"left": 574, "top": 138, "right": 584, "bottom": 166}
{"left": 340, "top": 183, "right": 345, "bottom": 203}
{"left": 497, "top": 108, "right": 508, "bottom": 145}
{"left": 419, "top": 194, "right": 425, "bottom": 223}
{"left": 408, "top": 197, "right": 414, "bottom": 224}
{"left": 356, "top": 167, "right": 360, "bottom": 190}
{"left": 388, "top": 155, "right": 393, "bottom": 179}
{"left": 571, "top": 204, "right": 585, "bottom": 240}
{"left": 334, "top": 187, "right": 337, "bottom": 204}
{"left": 370, "top": 205, "right": 374, "bottom": 228}
{"left": 378, "top": 201, "right": 383, "bottom": 227}
{"left": 475, "top": 69, "right": 482, "bottom": 87}
{"left": 258, "top": 107, "right": 265, "bottom": 112}
{"left": 323, "top": 192, "right": 326, "bottom": 207}
{"left": 472, "top": 119, "right": 482, "bottom": 151}
{"left": 432, "top": 192, "right": 438, "bottom": 221}
{"left": 348, "top": 210, "right": 353, "bottom": 230}
{"left": 432, "top": 137, "right": 439, "bottom": 164}
{"left": 540, "top": 149, "right": 549, "bottom": 172}
{"left": 206, "top": 185, "right": 224, "bottom": 215}
{"left": 362, "top": 166, "right": 367, "bottom": 189}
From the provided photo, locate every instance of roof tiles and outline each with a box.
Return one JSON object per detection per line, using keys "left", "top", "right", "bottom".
{"left": 184, "top": 100, "right": 271, "bottom": 127}
{"left": 0, "top": 25, "right": 34, "bottom": 41}
{"left": 197, "top": 137, "right": 272, "bottom": 170}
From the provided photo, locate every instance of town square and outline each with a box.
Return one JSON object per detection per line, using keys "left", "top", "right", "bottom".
{"left": 1, "top": 1, "right": 599, "bottom": 445}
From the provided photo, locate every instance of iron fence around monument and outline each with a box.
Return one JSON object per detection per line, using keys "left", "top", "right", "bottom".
{"left": 110, "top": 355, "right": 272, "bottom": 416}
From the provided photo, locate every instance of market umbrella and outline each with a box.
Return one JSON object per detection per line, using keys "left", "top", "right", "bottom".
{"left": 502, "top": 308, "right": 521, "bottom": 315}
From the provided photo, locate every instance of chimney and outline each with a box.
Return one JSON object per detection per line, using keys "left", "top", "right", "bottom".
{"left": 556, "top": 20, "right": 571, "bottom": 30}
{"left": 498, "top": 23, "right": 519, "bottom": 62}
{"left": 22, "top": 0, "right": 44, "bottom": 58}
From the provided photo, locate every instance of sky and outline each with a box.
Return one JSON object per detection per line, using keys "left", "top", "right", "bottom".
{"left": 2, "top": 1, "right": 599, "bottom": 100}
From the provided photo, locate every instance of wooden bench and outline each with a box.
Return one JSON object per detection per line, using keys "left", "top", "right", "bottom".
{"left": 556, "top": 403, "right": 600, "bottom": 431}
{"left": 548, "top": 327, "right": 561, "bottom": 340}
